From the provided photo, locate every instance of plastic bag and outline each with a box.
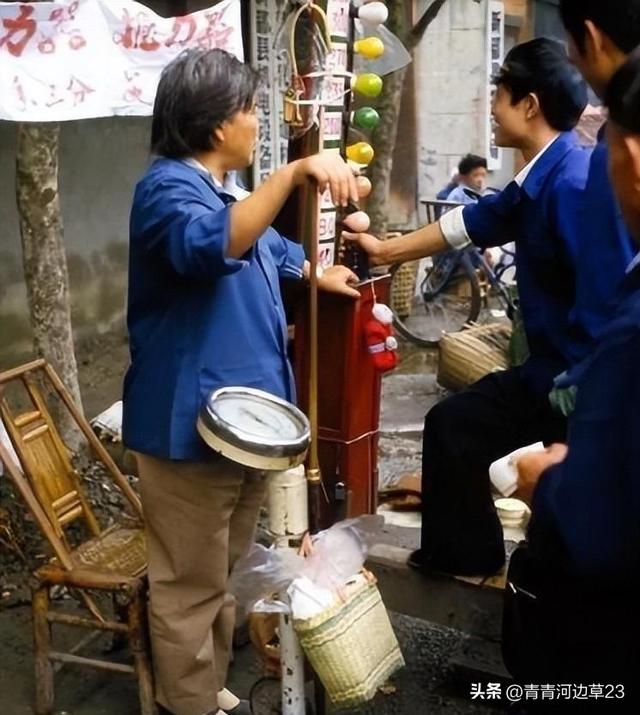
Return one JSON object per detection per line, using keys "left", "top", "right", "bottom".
{"left": 228, "top": 543, "right": 304, "bottom": 617}
{"left": 353, "top": 21, "right": 411, "bottom": 77}
{"left": 299, "top": 515, "right": 382, "bottom": 592}
{"left": 229, "top": 515, "right": 383, "bottom": 616}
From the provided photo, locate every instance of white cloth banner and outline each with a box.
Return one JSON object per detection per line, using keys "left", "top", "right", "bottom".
{"left": 0, "top": 0, "right": 244, "bottom": 122}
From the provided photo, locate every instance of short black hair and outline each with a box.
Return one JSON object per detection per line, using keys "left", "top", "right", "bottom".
{"left": 606, "top": 49, "right": 640, "bottom": 133}
{"left": 493, "top": 38, "right": 588, "bottom": 131}
{"left": 151, "top": 48, "right": 260, "bottom": 158}
{"left": 559, "top": 0, "right": 640, "bottom": 55}
{"left": 458, "top": 154, "right": 487, "bottom": 176}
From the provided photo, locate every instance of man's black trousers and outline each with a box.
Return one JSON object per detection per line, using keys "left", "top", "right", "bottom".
{"left": 418, "top": 367, "right": 566, "bottom": 575}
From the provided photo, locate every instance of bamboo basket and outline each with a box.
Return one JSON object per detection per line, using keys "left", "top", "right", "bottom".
{"left": 294, "top": 575, "right": 404, "bottom": 708}
{"left": 437, "top": 323, "right": 512, "bottom": 392}
{"left": 390, "top": 260, "right": 419, "bottom": 318}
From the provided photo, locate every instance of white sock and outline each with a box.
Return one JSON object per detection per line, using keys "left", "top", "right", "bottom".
{"left": 217, "top": 688, "right": 240, "bottom": 710}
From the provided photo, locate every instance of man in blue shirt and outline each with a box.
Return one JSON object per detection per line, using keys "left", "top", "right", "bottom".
{"left": 445, "top": 154, "right": 488, "bottom": 205}
{"left": 125, "top": 49, "right": 358, "bottom": 715}
{"left": 502, "top": 52, "right": 640, "bottom": 697}
{"left": 558, "top": 1, "right": 638, "bottom": 347}
{"left": 344, "top": 39, "right": 604, "bottom": 576}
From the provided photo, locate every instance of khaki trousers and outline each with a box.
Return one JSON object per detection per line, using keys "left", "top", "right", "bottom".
{"left": 136, "top": 452, "right": 268, "bottom": 715}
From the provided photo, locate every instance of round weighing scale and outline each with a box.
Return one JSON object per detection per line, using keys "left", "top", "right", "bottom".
{"left": 197, "top": 387, "right": 311, "bottom": 471}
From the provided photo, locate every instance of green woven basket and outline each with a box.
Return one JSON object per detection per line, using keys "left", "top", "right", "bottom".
{"left": 294, "top": 577, "right": 404, "bottom": 708}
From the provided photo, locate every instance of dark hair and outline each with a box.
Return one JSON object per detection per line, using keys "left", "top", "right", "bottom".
{"left": 458, "top": 154, "right": 487, "bottom": 175}
{"left": 493, "top": 38, "right": 588, "bottom": 131}
{"left": 151, "top": 48, "right": 260, "bottom": 158}
{"left": 559, "top": 0, "right": 640, "bottom": 55}
{"left": 606, "top": 49, "right": 640, "bottom": 133}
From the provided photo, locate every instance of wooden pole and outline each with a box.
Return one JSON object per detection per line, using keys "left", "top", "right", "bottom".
{"left": 305, "top": 180, "right": 324, "bottom": 536}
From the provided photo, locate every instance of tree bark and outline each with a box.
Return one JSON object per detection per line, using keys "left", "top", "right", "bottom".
{"left": 368, "top": 0, "right": 450, "bottom": 238}
{"left": 16, "top": 123, "right": 84, "bottom": 450}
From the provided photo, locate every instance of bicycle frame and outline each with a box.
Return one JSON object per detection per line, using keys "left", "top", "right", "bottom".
{"left": 426, "top": 247, "right": 517, "bottom": 318}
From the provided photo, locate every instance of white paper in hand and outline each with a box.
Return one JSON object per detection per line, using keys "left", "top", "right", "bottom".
{"left": 489, "top": 442, "right": 545, "bottom": 497}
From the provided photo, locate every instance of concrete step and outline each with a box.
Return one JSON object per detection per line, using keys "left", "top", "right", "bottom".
{"left": 367, "top": 541, "right": 504, "bottom": 643}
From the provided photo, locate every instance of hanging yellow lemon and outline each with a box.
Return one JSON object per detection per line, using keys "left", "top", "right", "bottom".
{"left": 354, "top": 37, "right": 385, "bottom": 60}
{"left": 346, "top": 142, "right": 375, "bottom": 165}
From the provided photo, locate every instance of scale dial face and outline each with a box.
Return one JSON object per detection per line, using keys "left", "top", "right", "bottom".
{"left": 213, "top": 393, "right": 302, "bottom": 442}
{"left": 200, "top": 387, "right": 311, "bottom": 464}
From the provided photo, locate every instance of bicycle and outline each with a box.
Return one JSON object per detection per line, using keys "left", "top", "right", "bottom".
{"left": 389, "top": 200, "right": 517, "bottom": 347}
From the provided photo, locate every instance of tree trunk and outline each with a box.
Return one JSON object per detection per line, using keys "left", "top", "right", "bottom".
{"left": 16, "top": 123, "right": 84, "bottom": 451}
{"left": 368, "top": 0, "right": 449, "bottom": 238}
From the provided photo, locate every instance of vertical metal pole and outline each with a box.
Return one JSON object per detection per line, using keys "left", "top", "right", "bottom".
{"left": 280, "top": 611, "right": 306, "bottom": 715}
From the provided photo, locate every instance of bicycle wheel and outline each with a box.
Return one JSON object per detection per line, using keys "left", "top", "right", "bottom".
{"left": 389, "top": 257, "right": 481, "bottom": 347}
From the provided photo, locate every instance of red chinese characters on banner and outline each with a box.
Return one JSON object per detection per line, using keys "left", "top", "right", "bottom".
{"left": 113, "top": 10, "right": 161, "bottom": 51}
{"left": 197, "top": 8, "right": 234, "bottom": 50}
{"left": 0, "top": 5, "right": 36, "bottom": 58}
{"left": 123, "top": 70, "right": 152, "bottom": 106}
{"left": 11, "top": 74, "right": 95, "bottom": 113}
{"left": 13, "top": 75, "right": 27, "bottom": 111}
{"left": 166, "top": 16, "right": 197, "bottom": 47}
{"left": 113, "top": 4, "right": 234, "bottom": 53}
{"left": 49, "top": 2, "right": 87, "bottom": 52}
{"left": 68, "top": 76, "right": 95, "bottom": 106}
{"left": 0, "top": 2, "right": 87, "bottom": 58}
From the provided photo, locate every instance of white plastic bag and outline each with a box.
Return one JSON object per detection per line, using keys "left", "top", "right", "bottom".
{"left": 299, "top": 515, "right": 382, "bottom": 592}
{"left": 228, "top": 543, "right": 305, "bottom": 616}
{"left": 229, "top": 515, "right": 383, "bottom": 616}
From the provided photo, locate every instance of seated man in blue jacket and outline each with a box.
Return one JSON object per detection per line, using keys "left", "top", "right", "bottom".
{"left": 344, "top": 39, "right": 618, "bottom": 576}
{"left": 124, "top": 49, "right": 358, "bottom": 715}
{"left": 503, "top": 52, "right": 640, "bottom": 698}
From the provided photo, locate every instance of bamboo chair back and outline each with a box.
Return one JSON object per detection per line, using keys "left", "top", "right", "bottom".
{"left": 0, "top": 360, "right": 145, "bottom": 592}
{"left": 1, "top": 375, "right": 101, "bottom": 544}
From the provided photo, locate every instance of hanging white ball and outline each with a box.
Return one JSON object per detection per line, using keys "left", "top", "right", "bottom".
{"left": 358, "top": 2, "right": 389, "bottom": 26}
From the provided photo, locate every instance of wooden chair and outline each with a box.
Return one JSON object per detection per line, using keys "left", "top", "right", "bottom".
{"left": 0, "top": 359, "right": 156, "bottom": 715}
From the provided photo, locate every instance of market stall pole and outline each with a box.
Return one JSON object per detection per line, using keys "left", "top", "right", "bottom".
{"left": 290, "top": 0, "right": 391, "bottom": 530}
{"left": 248, "top": 3, "right": 394, "bottom": 713}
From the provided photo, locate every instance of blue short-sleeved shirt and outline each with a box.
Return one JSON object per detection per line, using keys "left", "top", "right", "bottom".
{"left": 122, "top": 158, "right": 305, "bottom": 460}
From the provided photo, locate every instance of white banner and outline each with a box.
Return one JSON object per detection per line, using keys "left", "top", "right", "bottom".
{"left": 0, "top": 0, "right": 244, "bottom": 122}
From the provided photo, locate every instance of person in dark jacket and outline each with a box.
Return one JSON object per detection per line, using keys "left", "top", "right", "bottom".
{"left": 503, "top": 50, "right": 640, "bottom": 702}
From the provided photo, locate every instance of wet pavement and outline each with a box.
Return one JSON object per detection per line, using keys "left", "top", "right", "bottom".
{"left": 0, "top": 605, "right": 505, "bottom": 715}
